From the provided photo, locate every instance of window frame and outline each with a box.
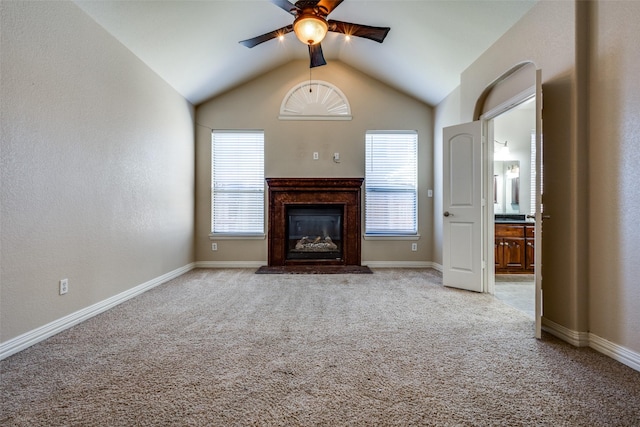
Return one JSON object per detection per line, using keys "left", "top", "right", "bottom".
{"left": 364, "top": 130, "right": 419, "bottom": 239}
{"left": 210, "top": 130, "right": 265, "bottom": 239}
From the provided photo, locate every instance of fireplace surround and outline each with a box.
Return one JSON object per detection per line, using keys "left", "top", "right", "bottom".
{"left": 264, "top": 178, "right": 365, "bottom": 271}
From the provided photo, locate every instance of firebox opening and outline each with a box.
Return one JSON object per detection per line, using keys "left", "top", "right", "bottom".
{"left": 286, "top": 205, "right": 343, "bottom": 260}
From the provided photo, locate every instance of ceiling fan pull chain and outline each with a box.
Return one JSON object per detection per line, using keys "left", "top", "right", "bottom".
{"left": 309, "top": 67, "right": 312, "bottom": 92}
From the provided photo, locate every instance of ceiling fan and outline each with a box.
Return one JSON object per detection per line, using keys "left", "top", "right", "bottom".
{"left": 239, "top": 0, "right": 391, "bottom": 68}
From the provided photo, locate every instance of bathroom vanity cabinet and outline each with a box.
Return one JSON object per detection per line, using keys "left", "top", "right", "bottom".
{"left": 495, "top": 223, "right": 535, "bottom": 274}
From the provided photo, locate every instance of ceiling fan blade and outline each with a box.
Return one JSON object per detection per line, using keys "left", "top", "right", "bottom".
{"left": 328, "top": 20, "right": 390, "bottom": 43}
{"left": 270, "top": 0, "right": 297, "bottom": 15}
{"left": 239, "top": 25, "right": 294, "bottom": 48}
{"left": 309, "top": 43, "right": 327, "bottom": 68}
{"left": 316, "top": 0, "right": 344, "bottom": 15}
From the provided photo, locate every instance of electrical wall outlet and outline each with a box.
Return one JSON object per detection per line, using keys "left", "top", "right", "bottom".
{"left": 334, "top": 152, "right": 340, "bottom": 160}
{"left": 411, "top": 243, "right": 418, "bottom": 251}
{"left": 59, "top": 278, "right": 68, "bottom": 295}
{"left": 313, "top": 152, "right": 319, "bottom": 160}
{"left": 211, "top": 243, "right": 218, "bottom": 251}
{"left": 428, "top": 189, "right": 433, "bottom": 197}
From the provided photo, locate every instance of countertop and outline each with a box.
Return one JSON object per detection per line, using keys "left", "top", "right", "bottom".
{"left": 495, "top": 214, "right": 534, "bottom": 224}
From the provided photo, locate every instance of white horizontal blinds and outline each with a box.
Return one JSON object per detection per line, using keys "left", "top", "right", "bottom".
{"left": 365, "top": 131, "right": 418, "bottom": 234}
{"left": 530, "top": 130, "right": 536, "bottom": 216}
{"left": 212, "top": 131, "right": 264, "bottom": 234}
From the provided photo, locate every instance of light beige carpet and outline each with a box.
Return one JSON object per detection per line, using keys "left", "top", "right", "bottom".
{"left": 2, "top": 268, "right": 639, "bottom": 426}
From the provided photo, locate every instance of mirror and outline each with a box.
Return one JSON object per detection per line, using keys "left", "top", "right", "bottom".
{"left": 494, "top": 160, "right": 520, "bottom": 214}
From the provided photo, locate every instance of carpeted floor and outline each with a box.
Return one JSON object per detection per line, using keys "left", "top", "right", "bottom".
{"left": 2, "top": 268, "right": 639, "bottom": 426}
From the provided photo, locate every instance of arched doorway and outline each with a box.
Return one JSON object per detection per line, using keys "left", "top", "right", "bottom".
{"left": 443, "top": 63, "right": 543, "bottom": 338}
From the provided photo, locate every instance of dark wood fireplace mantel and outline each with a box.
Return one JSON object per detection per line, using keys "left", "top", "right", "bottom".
{"left": 265, "top": 178, "right": 364, "bottom": 270}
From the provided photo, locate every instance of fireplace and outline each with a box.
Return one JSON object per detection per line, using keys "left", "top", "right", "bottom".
{"left": 264, "top": 178, "right": 364, "bottom": 270}
{"left": 287, "top": 205, "right": 343, "bottom": 260}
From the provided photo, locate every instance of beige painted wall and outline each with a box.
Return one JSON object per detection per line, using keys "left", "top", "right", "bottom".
{"left": 195, "top": 60, "right": 433, "bottom": 265}
{"left": 435, "top": 0, "right": 640, "bottom": 356}
{"left": 432, "top": 87, "right": 460, "bottom": 265}
{"left": 0, "top": 1, "right": 195, "bottom": 343}
{"left": 589, "top": 1, "right": 640, "bottom": 353}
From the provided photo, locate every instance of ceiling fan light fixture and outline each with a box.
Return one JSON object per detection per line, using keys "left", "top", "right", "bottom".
{"left": 239, "top": 1, "right": 390, "bottom": 68}
{"left": 293, "top": 14, "right": 328, "bottom": 45}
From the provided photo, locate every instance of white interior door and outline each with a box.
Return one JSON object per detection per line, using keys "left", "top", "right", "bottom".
{"left": 533, "top": 69, "right": 544, "bottom": 339}
{"left": 443, "top": 121, "right": 483, "bottom": 292}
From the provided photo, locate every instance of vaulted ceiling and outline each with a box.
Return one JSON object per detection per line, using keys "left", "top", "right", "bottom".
{"left": 74, "top": 0, "right": 537, "bottom": 106}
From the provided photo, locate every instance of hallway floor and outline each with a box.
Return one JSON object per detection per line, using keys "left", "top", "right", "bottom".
{"left": 495, "top": 274, "right": 535, "bottom": 318}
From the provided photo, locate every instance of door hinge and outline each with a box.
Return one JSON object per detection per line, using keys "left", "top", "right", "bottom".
{"left": 482, "top": 260, "right": 486, "bottom": 270}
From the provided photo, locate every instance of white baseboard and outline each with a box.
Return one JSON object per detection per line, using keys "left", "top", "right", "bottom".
{"left": 542, "top": 318, "right": 590, "bottom": 347}
{"left": 589, "top": 333, "right": 640, "bottom": 372}
{"left": 543, "top": 318, "right": 640, "bottom": 372}
{"left": 195, "top": 261, "right": 443, "bottom": 270}
{"left": 430, "top": 262, "right": 443, "bottom": 272}
{"left": 0, "top": 263, "right": 196, "bottom": 360}
{"left": 363, "top": 261, "right": 441, "bottom": 270}
{"left": 195, "top": 261, "right": 266, "bottom": 269}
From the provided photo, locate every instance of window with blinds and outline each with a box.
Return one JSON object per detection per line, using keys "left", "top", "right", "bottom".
{"left": 365, "top": 131, "right": 418, "bottom": 235}
{"left": 530, "top": 130, "right": 542, "bottom": 216}
{"left": 211, "top": 131, "right": 264, "bottom": 235}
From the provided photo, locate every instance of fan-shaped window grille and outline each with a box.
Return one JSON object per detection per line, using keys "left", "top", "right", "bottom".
{"left": 279, "top": 80, "right": 352, "bottom": 121}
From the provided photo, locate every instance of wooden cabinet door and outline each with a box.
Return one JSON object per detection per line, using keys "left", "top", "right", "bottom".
{"left": 495, "top": 224, "right": 533, "bottom": 273}
{"left": 495, "top": 237, "right": 525, "bottom": 272}
{"left": 525, "top": 226, "right": 535, "bottom": 271}
{"left": 525, "top": 239, "right": 535, "bottom": 271}
{"left": 495, "top": 239, "right": 503, "bottom": 269}
{"left": 503, "top": 237, "right": 525, "bottom": 270}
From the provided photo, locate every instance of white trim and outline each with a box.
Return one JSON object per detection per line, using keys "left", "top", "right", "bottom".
{"left": 0, "top": 263, "right": 196, "bottom": 360}
{"left": 362, "top": 261, "right": 437, "bottom": 269}
{"left": 209, "top": 234, "right": 266, "bottom": 240}
{"left": 279, "top": 115, "right": 352, "bottom": 121}
{"left": 197, "top": 261, "right": 441, "bottom": 270}
{"left": 542, "top": 318, "right": 590, "bottom": 347}
{"left": 542, "top": 318, "right": 640, "bottom": 372}
{"left": 589, "top": 333, "right": 640, "bottom": 372}
{"left": 195, "top": 261, "right": 266, "bottom": 269}
{"left": 197, "top": 260, "right": 442, "bottom": 271}
{"left": 481, "top": 82, "right": 542, "bottom": 335}
{"left": 481, "top": 86, "right": 536, "bottom": 121}
{"left": 364, "top": 234, "right": 420, "bottom": 241}
{"left": 279, "top": 80, "right": 352, "bottom": 120}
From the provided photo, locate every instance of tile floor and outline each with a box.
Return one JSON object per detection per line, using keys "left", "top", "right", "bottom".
{"left": 494, "top": 274, "right": 535, "bottom": 318}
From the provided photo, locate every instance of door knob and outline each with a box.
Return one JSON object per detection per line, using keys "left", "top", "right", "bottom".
{"left": 443, "top": 211, "right": 453, "bottom": 217}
